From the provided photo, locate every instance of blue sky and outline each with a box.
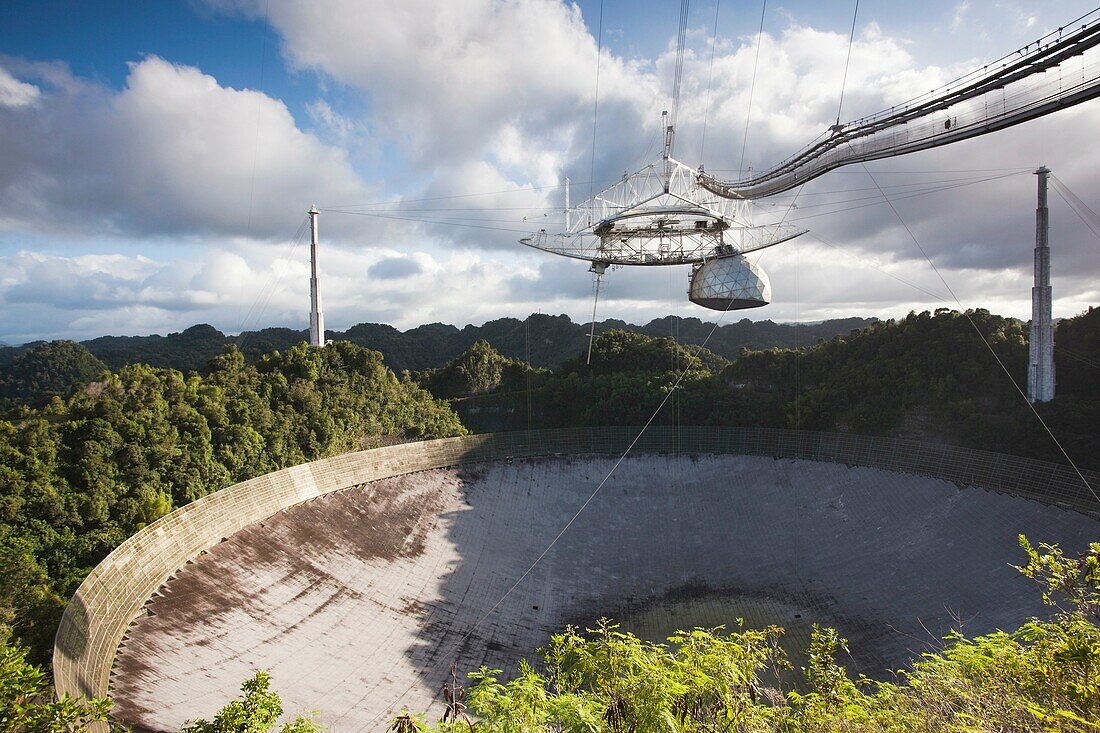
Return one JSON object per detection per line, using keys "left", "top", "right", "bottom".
{"left": 1, "top": 0, "right": 1098, "bottom": 343}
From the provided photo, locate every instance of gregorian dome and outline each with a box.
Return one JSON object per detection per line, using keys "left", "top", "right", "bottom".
{"left": 688, "top": 254, "right": 771, "bottom": 310}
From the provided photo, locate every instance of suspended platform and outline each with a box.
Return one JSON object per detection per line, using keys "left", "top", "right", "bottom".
{"left": 520, "top": 118, "right": 805, "bottom": 312}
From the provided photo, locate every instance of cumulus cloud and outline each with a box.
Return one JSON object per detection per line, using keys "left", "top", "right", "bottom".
{"left": 233, "top": 0, "right": 635, "bottom": 166}
{"left": 3, "top": 0, "right": 1100, "bottom": 343}
{"left": 0, "top": 66, "right": 40, "bottom": 108}
{"left": 0, "top": 56, "right": 370, "bottom": 240}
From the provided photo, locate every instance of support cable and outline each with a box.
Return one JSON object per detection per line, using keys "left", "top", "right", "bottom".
{"left": 1052, "top": 185, "right": 1100, "bottom": 241}
{"left": 321, "top": 208, "right": 535, "bottom": 234}
{"left": 835, "top": 0, "right": 861, "bottom": 125}
{"left": 237, "top": 0, "right": 273, "bottom": 334}
{"left": 671, "top": 0, "right": 692, "bottom": 131}
{"left": 805, "top": 232, "right": 948, "bottom": 302}
{"left": 738, "top": 0, "right": 768, "bottom": 177}
{"left": 1051, "top": 175, "right": 1100, "bottom": 242}
{"left": 772, "top": 171, "right": 1026, "bottom": 213}
{"left": 859, "top": 162, "right": 1097, "bottom": 502}
{"left": 813, "top": 231, "right": 1100, "bottom": 374}
{"left": 1057, "top": 345, "right": 1100, "bottom": 371}
{"left": 360, "top": 294, "right": 751, "bottom": 728}
{"left": 794, "top": 238, "right": 800, "bottom": 430}
{"left": 326, "top": 179, "right": 600, "bottom": 210}
{"left": 320, "top": 170, "right": 1023, "bottom": 214}
{"left": 588, "top": 0, "right": 605, "bottom": 202}
{"left": 457, "top": 290, "right": 751, "bottom": 648}
{"left": 526, "top": 314, "right": 533, "bottom": 432}
{"left": 698, "top": 0, "right": 722, "bottom": 162}
{"left": 234, "top": 215, "right": 311, "bottom": 354}
{"left": 327, "top": 172, "right": 1016, "bottom": 221}
{"left": 586, "top": 269, "right": 604, "bottom": 364}
{"left": 784, "top": 170, "right": 1028, "bottom": 224}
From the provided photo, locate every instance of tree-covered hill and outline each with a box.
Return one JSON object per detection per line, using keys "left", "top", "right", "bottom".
{"left": 416, "top": 331, "right": 743, "bottom": 433}
{"left": 0, "top": 341, "right": 464, "bottom": 663}
{"left": 412, "top": 340, "right": 547, "bottom": 400}
{"left": 81, "top": 323, "right": 229, "bottom": 372}
{"left": 0, "top": 314, "right": 875, "bottom": 379}
{"left": 722, "top": 307, "right": 1100, "bottom": 466}
{"left": 416, "top": 308, "right": 1100, "bottom": 472}
{"left": 0, "top": 341, "right": 107, "bottom": 410}
{"left": 3, "top": 307, "right": 1097, "bottom": 670}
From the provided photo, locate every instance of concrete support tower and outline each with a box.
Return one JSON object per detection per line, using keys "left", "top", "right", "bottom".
{"left": 1028, "top": 167, "right": 1054, "bottom": 402}
{"left": 308, "top": 205, "right": 326, "bottom": 348}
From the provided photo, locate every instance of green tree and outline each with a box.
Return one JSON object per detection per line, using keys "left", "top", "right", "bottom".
{"left": 0, "top": 341, "right": 106, "bottom": 410}
{"left": 180, "top": 671, "right": 323, "bottom": 733}
{"left": 0, "top": 641, "right": 110, "bottom": 733}
{"left": 401, "top": 536, "right": 1100, "bottom": 733}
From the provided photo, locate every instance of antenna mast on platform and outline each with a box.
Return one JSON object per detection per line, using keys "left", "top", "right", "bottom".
{"left": 309, "top": 205, "right": 326, "bottom": 348}
{"left": 1028, "top": 167, "right": 1054, "bottom": 403}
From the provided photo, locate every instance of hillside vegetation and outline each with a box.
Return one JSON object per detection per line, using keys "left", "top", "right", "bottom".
{"left": 0, "top": 314, "right": 874, "bottom": 379}
{"left": 0, "top": 341, "right": 464, "bottom": 663}
{"left": 0, "top": 341, "right": 107, "bottom": 410}
{"left": 419, "top": 308, "right": 1100, "bottom": 471}
{"left": 1, "top": 306, "right": 1098, "bottom": 685}
{"left": 412, "top": 340, "right": 547, "bottom": 400}
{"left": 421, "top": 331, "right": 734, "bottom": 432}
{"left": 724, "top": 307, "right": 1100, "bottom": 464}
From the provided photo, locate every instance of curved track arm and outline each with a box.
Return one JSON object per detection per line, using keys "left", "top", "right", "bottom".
{"left": 699, "top": 10, "right": 1100, "bottom": 199}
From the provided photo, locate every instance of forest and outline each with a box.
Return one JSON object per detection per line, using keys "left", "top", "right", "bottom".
{"left": 434, "top": 307, "right": 1100, "bottom": 469}
{"left": 0, "top": 314, "right": 873, "bottom": 380}
{"left": 0, "top": 341, "right": 463, "bottom": 663}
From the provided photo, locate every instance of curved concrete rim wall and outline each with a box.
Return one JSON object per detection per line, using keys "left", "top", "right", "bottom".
{"left": 53, "top": 427, "right": 1100, "bottom": 720}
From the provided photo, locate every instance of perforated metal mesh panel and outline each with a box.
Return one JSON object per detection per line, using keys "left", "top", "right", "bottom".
{"left": 688, "top": 255, "right": 771, "bottom": 310}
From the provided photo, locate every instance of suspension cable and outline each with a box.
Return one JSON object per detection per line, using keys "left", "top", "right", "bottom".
{"left": 699, "top": 0, "right": 722, "bottom": 162}
{"left": 457, "top": 292, "right": 751, "bottom": 648}
{"left": 859, "top": 162, "right": 1097, "bottom": 503}
{"left": 738, "top": 0, "right": 768, "bottom": 177}
{"left": 588, "top": 0, "right": 605, "bottom": 201}
{"left": 835, "top": 0, "right": 861, "bottom": 125}
{"left": 671, "top": 0, "right": 692, "bottom": 131}
{"left": 526, "top": 314, "right": 533, "bottom": 431}
{"left": 237, "top": 0, "right": 273, "bottom": 333}
{"left": 234, "top": 215, "right": 311, "bottom": 354}
{"left": 358, "top": 296, "right": 753, "bottom": 729}
{"left": 1051, "top": 175, "right": 1100, "bottom": 242}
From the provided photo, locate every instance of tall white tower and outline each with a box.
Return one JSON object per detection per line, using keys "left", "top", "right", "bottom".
{"left": 1028, "top": 167, "right": 1054, "bottom": 403}
{"left": 308, "top": 205, "right": 326, "bottom": 348}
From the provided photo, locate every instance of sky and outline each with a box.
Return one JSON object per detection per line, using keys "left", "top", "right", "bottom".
{"left": 1, "top": 0, "right": 1098, "bottom": 344}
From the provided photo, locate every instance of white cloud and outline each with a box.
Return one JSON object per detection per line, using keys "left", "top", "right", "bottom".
{"left": 0, "top": 56, "right": 370, "bottom": 240}
{"left": 950, "top": 2, "right": 971, "bottom": 32}
{"left": 0, "top": 66, "right": 40, "bottom": 108}
{"left": 4, "top": 1, "right": 1100, "bottom": 343}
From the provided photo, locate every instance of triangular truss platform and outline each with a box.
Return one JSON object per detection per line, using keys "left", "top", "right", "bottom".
{"left": 521, "top": 149, "right": 806, "bottom": 267}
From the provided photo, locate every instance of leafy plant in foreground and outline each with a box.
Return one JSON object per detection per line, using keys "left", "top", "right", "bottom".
{"left": 0, "top": 641, "right": 110, "bottom": 733}
{"left": 180, "top": 671, "right": 323, "bottom": 733}
{"left": 400, "top": 536, "right": 1100, "bottom": 732}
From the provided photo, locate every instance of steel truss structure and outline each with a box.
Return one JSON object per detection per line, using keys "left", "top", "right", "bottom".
{"left": 521, "top": 131, "right": 806, "bottom": 267}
